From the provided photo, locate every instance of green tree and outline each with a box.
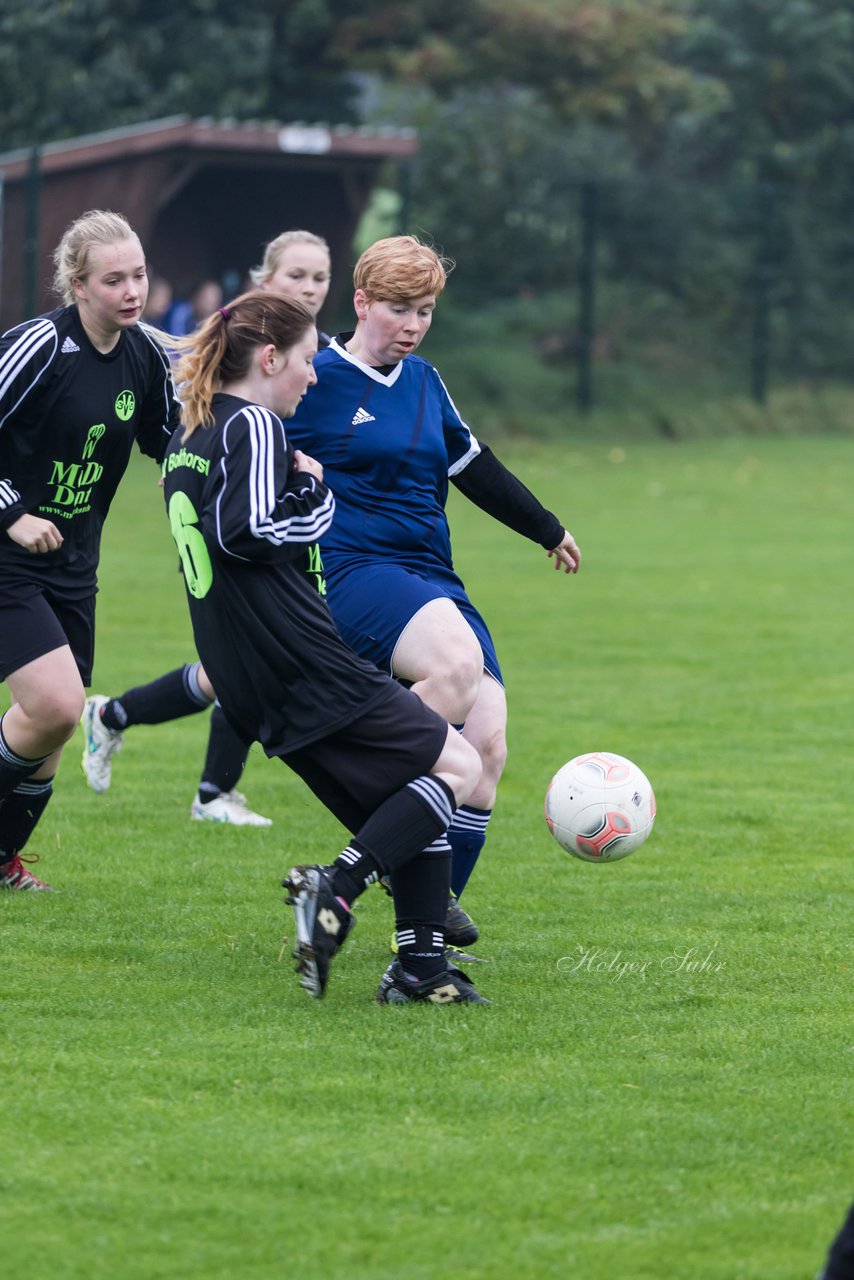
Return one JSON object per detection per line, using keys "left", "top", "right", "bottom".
{"left": 667, "top": 0, "right": 854, "bottom": 373}
{"left": 347, "top": 0, "right": 694, "bottom": 134}
{"left": 0, "top": 0, "right": 700, "bottom": 151}
{"left": 0, "top": 0, "right": 368, "bottom": 149}
{"left": 672, "top": 0, "right": 854, "bottom": 184}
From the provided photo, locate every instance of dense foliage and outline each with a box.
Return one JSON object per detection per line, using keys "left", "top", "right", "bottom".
{"left": 2, "top": 0, "right": 853, "bottom": 389}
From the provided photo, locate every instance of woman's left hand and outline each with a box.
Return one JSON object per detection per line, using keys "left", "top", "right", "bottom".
{"left": 547, "top": 530, "right": 581, "bottom": 574}
{"left": 293, "top": 449, "right": 324, "bottom": 482}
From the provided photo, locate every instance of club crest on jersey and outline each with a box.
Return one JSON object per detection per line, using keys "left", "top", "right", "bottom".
{"left": 351, "top": 406, "right": 375, "bottom": 425}
{"left": 115, "top": 389, "right": 136, "bottom": 421}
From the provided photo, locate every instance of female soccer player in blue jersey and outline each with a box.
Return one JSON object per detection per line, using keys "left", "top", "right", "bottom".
{"left": 286, "top": 235, "right": 582, "bottom": 939}
{"left": 0, "top": 210, "right": 180, "bottom": 889}
{"left": 81, "top": 230, "right": 334, "bottom": 827}
{"left": 161, "top": 290, "right": 489, "bottom": 1003}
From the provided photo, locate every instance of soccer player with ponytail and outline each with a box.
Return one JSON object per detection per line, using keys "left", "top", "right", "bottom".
{"left": 161, "top": 290, "right": 489, "bottom": 1003}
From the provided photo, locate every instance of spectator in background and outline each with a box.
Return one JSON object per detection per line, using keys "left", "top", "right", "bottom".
{"left": 163, "top": 279, "right": 223, "bottom": 337}
{"left": 142, "top": 274, "right": 173, "bottom": 327}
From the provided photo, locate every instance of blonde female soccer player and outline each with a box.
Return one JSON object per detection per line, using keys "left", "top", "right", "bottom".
{"left": 0, "top": 209, "right": 180, "bottom": 889}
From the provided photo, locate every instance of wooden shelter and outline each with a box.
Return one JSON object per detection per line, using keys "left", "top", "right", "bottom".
{"left": 0, "top": 115, "right": 417, "bottom": 332}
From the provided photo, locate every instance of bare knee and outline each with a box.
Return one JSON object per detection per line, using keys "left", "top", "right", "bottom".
{"left": 478, "top": 727, "right": 508, "bottom": 791}
{"left": 452, "top": 736, "right": 482, "bottom": 807}
{"left": 446, "top": 648, "right": 484, "bottom": 716}
{"left": 467, "top": 733, "right": 507, "bottom": 811}
{"left": 432, "top": 730, "right": 482, "bottom": 808}
{"left": 44, "top": 690, "right": 85, "bottom": 744}
{"left": 197, "top": 664, "right": 216, "bottom": 702}
{"left": 459, "top": 675, "right": 508, "bottom": 806}
{"left": 20, "top": 687, "right": 84, "bottom": 745}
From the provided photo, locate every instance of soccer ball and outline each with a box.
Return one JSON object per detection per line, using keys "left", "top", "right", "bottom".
{"left": 544, "top": 751, "right": 656, "bottom": 863}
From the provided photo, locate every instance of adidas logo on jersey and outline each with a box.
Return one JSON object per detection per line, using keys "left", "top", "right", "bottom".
{"left": 351, "top": 406, "right": 376, "bottom": 425}
{"left": 61, "top": 336, "right": 80, "bottom": 353}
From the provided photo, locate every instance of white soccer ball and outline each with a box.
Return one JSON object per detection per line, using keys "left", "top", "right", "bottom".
{"left": 544, "top": 751, "right": 656, "bottom": 863}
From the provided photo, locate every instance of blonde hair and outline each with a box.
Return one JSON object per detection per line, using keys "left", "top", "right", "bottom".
{"left": 52, "top": 209, "right": 139, "bottom": 304}
{"left": 173, "top": 290, "right": 314, "bottom": 437}
{"left": 249, "top": 229, "right": 331, "bottom": 287}
{"left": 354, "top": 235, "right": 453, "bottom": 303}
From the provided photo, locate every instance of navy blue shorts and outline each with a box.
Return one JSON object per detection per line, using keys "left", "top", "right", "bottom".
{"left": 0, "top": 579, "right": 95, "bottom": 684}
{"left": 325, "top": 560, "right": 503, "bottom": 685}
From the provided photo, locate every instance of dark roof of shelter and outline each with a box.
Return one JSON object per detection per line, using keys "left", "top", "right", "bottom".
{"left": 0, "top": 114, "right": 417, "bottom": 176}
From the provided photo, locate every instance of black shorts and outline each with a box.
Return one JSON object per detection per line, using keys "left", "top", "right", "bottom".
{"left": 0, "top": 579, "right": 96, "bottom": 684}
{"left": 281, "top": 681, "right": 450, "bottom": 834}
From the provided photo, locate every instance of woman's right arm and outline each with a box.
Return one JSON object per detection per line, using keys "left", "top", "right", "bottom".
{"left": 0, "top": 318, "right": 60, "bottom": 547}
{"left": 209, "top": 408, "right": 336, "bottom": 561}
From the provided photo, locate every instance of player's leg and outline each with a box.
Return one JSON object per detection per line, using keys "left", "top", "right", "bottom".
{"left": 325, "top": 564, "right": 493, "bottom": 941}
{"left": 2, "top": 647, "right": 84, "bottom": 761}
{"left": 82, "top": 660, "right": 214, "bottom": 793}
{"left": 392, "top": 596, "right": 483, "bottom": 722}
{"left": 0, "top": 588, "right": 89, "bottom": 890}
{"left": 392, "top": 596, "right": 503, "bottom": 939}
{"left": 374, "top": 839, "right": 487, "bottom": 1005}
{"left": 377, "top": 718, "right": 491, "bottom": 1004}
{"left": 1, "top": 648, "right": 84, "bottom": 890}
{"left": 282, "top": 685, "right": 487, "bottom": 1000}
{"left": 818, "top": 1198, "right": 854, "bottom": 1280}
{"left": 191, "top": 703, "right": 271, "bottom": 826}
{"left": 103, "top": 660, "right": 214, "bottom": 727}
{"left": 392, "top": 598, "right": 482, "bottom": 941}
{"left": 448, "top": 670, "right": 507, "bottom": 897}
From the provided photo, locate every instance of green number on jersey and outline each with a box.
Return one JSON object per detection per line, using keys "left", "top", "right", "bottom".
{"left": 306, "top": 543, "right": 327, "bottom": 596}
{"left": 168, "top": 491, "right": 213, "bottom": 599}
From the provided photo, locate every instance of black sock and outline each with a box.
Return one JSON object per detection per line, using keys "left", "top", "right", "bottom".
{"left": 102, "top": 662, "right": 213, "bottom": 730}
{"left": 197, "top": 704, "right": 249, "bottom": 800}
{"left": 328, "top": 774, "right": 456, "bottom": 906}
{"left": 0, "top": 714, "right": 48, "bottom": 805}
{"left": 330, "top": 842, "right": 382, "bottom": 906}
{"left": 392, "top": 841, "right": 452, "bottom": 980}
{"left": 352, "top": 775, "right": 456, "bottom": 874}
{"left": 0, "top": 775, "right": 54, "bottom": 862}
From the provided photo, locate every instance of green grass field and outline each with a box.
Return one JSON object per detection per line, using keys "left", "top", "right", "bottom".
{"left": 2, "top": 435, "right": 852, "bottom": 1280}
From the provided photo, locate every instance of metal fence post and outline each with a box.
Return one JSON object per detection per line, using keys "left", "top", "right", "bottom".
{"left": 751, "top": 180, "right": 776, "bottom": 405}
{"left": 24, "top": 145, "right": 41, "bottom": 319}
{"left": 577, "top": 180, "right": 598, "bottom": 412}
{"left": 397, "top": 159, "right": 412, "bottom": 236}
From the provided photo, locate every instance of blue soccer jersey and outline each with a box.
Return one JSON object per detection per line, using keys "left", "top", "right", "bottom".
{"left": 287, "top": 337, "right": 481, "bottom": 576}
{"left": 287, "top": 338, "right": 506, "bottom": 678}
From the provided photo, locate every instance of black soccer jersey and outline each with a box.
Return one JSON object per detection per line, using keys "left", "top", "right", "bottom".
{"left": 0, "top": 305, "right": 180, "bottom": 597}
{"left": 161, "top": 393, "right": 395, "bottom": 755}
